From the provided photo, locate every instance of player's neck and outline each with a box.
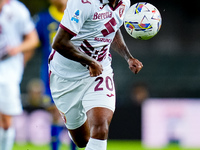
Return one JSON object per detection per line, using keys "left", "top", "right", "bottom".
{"left": 53, "top": 3, "right": 67, "bottom": 13}
{"left": 56, "top": 6, "right": 66, "bottom": 13}
{"left": 109, "top": 0, "right": 119, "bottom": 8}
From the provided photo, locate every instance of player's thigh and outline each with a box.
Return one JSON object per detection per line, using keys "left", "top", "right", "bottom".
{"left": 87, "top": 107, "right": 113, "bottom": 126}
{"left": 87, "top": 107, "right": 113, "bottom": 139}
{"left": 68, "top": 120, "right": 90, "bottom": 148}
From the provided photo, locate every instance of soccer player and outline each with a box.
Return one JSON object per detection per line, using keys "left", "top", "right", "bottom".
{"left": 34, "top": 0, "right": 76, "bottom": 150}
{"left": 49, "top": 0, "right": 143, "bottom": 149}
{"left": 0, "top": 0, "right": 39, "bottom": 150}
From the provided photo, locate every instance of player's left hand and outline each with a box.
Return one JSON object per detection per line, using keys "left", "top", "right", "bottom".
{"left": 7, "top": 46, "right": 21, "bottom": 56}
{"left": 128, "top": 57, "right": 143, "bottom": 74}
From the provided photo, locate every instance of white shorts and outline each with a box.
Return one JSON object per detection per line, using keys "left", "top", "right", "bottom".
{"left": 0, "top": 83, "right": 23, "bottom": 115}
{"left": 49, "top": 71, "right": 116, "bottom": 130}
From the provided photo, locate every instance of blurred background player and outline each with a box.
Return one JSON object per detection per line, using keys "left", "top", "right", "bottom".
{"left": 0, "top": 0, "right": 39, "bottom": 150}
{"left": 34, "top": 0, "right": 76, "bottom": 150}
{"left": 23, "top": 78, "right": 51, "bottom": 113}
{"left": 130, "top": 82, "right": 149, "bottom": 105}
{"left": 130, "top": 82, "right": 149, "bottom": 139}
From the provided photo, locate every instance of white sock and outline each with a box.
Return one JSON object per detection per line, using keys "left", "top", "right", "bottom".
{"left": 0, "top": 127, "right": 15, "bottom": 150}
{"left": 85, "top": 138, "right": 107, "bottom": 150}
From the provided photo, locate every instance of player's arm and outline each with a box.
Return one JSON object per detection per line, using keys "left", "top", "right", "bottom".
{"left": 111, "top": 29, "right": 143, "bottom": 74}
{"left": 7, "top": 29, "right": 39, "bottom": 64}
{"left": 7, "top": 29, "right": 39, "bottom": 55}
{"left": 22, "top": 29, "right": 39, "bottom": 64}
{"left": 52, "top": 27, "right": 103, "bottom": 77}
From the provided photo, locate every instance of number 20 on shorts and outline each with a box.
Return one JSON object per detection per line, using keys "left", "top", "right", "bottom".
{"left": 94, "top": 76, "right": 114, "bottom": 91}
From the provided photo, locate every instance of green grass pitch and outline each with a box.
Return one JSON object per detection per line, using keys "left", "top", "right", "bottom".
{"left": 13, "top": 140, "right": 200, "bottom": 150}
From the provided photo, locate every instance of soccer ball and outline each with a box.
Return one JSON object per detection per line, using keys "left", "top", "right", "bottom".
{"left": 124, "top": 2, "right": 162, "bottom": 40}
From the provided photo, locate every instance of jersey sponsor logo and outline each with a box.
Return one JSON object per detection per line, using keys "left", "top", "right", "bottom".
{"left": 94, "top": 37, "right": 112, "bottom": 43}
{"left": 93, "top": 12, "right": 112, "bottom": 20}
{"left": 81, "top": 0, "right": 91, "bottom": 4}
{"left": 71, "top": 10, "right": 80, "bottom": 23}
{"left": 119, "top": 4, "right": 125, "bottom": 18}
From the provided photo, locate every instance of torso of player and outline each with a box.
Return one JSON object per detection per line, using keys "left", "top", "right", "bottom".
{"left": 0, "top": 1, "right": 34, "bottom": 84}
{"left": 49, "top": 0, "right": 130, "bottom": 80}
{"left": 0, "top": 2, "right": 23, "bottom": 53}
{"left": 72, "top": 0, "right": 128, "bottom": 61}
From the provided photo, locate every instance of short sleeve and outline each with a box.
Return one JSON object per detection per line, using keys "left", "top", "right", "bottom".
{"left": 17, "top": 2, "right": 35, "bottom": 35}
{"left": 60, "top": 0, "right": 93, "bottom": 36}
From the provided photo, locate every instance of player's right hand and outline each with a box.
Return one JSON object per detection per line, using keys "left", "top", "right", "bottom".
{"left": 89, "top": 61, "right": 103, "bottom": 77}
{"left": 7, "top": 46, "right": 21, "bottom": 56}
{"left": 128, "top": 57, "right": 143, "bottom": 74}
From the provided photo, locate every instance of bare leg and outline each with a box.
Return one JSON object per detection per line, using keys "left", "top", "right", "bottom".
{"left": 68, "top": 120, "right": 90, "bottom": 148}
{"left": 0, "top": 113, "right": 15, "bottom": 150}
{"left": 87, "top": 107, "right": 113, "bottom": 140}
{"left": 68, "top": 107, "right": 113, "bottom": 148}
{"left": 0, "top": 113, "right": 12, "bottom": 130}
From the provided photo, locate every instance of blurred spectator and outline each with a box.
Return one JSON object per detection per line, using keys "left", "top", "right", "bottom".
{"left": 0, "top": 0, "right": 39, "bottom": 150}
{"left": 130, "top": 82, "right": 149, "bottom": 105}
{"left": 34, "top": 0, "right": 76, "bottom": 150}
{"left": 110, "top": 82, "right": 149, "bottom": 140}
{"left": 15, "top": 78, "right": 70, "bottom": 146}
{"left": 22, "top": 78, "right": 51, "bottom": 113}
{"left": 129, "top": 82, "right": 149, "bottom": 139}
{"left": 15, "top": 78, "right": 53, "bottom": 145}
